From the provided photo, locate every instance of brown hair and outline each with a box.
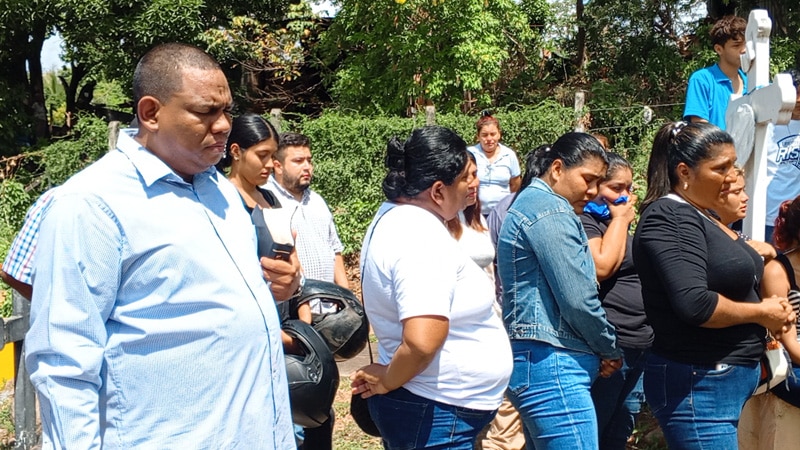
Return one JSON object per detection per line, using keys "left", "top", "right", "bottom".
{"left": 773, "top": 196, "right": 800, "bottom": 251}
{"left": 446, "top": 201, "right": 486, "bottom": 240}
{"left": 710, "top": 16, "right": 746, "bottom": 48}
{"left": 475, "top": 110, "right": 501, "bottom": 136}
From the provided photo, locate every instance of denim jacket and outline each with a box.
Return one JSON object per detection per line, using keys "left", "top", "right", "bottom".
{"left": 497, "top": 178, "right": 620, "bottom": 359}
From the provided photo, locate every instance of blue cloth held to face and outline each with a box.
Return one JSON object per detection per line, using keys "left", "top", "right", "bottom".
{"left": 584, "top": 196, "right": 628, "bottom": 220}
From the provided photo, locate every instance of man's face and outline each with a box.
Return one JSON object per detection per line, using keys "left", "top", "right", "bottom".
{"left": 715, "top": 37, "right": 746, "bottom": 69}
{"left": 275, "top": 145, "right": 313, "bottom": 195}
{"left": 149, "top": 67, "right": 232, "bottom": 180}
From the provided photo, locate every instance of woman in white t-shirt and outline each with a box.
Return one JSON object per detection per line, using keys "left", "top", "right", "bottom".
{"left": 352, "top": 126, "right": 513, "bottom": 450}
{"left": 446, "top": 156, "right": 495, "bottom": 283}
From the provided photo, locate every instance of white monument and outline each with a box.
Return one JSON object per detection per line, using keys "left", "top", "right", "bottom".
{"left": 725, "top": 9, "right": 796, "bottom": 241}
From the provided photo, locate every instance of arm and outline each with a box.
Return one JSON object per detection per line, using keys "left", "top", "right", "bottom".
{"left": 637, "top": 204, "right": 791, "bottom": 331}
{"left": 509, "top": 175, "right": 521, "bottom": 193}
{"left": 584, "top": 198, "right": 635, "bottom": 281}
{"left": 351, "top": 316, "right": 448, "bottom": 397}
{"left": 0, "top": 266, "right": 32, "bottom": 300}
{"left": 683, "top": 71, "right": 712, "bottom": 123}
{"left": 529, "top": 212, "right": 619, "bottom": 359}
{"left": 26, "top": 195, "right": 122, "bottom": 449}
{"left": 333, "top": 253, "right": 349, "bottom": 289}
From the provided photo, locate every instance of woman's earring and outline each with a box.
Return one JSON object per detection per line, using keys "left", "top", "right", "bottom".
{"left": 683, "top": 182, "right": 689, "bottom": 191}
{"left": 234, "top": 156, "right": 240, "bottom": 161}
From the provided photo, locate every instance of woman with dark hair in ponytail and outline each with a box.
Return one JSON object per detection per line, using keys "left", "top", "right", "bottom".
{"left": 351, "top": 126, "right": 512, "bottom": 449}
{"left": 633, "top": 121, "right": 794, "bottom": 448}
{"left": 497, "top": 132, "right": 622, "bottom": 449}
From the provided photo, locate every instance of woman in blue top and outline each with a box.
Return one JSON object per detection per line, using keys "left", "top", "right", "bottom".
{"left": 497, "top": 132, "right": 621, "bottom": 450}
{"left": 468, "top": 111, "right": 521, "bottom": 216}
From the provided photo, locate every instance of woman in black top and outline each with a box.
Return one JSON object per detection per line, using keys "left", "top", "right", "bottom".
{"left": 632, "top": 121, "right": 794, "bottom": 449}
{"left": 582, "top": 153, "right": 652, "bottom": 450}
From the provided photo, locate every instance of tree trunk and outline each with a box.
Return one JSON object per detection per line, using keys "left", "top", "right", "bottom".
{"left": 574, "top": 0, "right": 587, "bottom": 74}
{"left": 27, "top": 25, "right": 49, "bottom": 140}
{"left": 59, "top": 63, "right": 88, "bottom": 129}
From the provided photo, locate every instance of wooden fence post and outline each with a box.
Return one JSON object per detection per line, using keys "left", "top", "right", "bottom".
{"left": 574, "top": 90, "right": 587, "bottom": 132}
{"left": 425, "top": 105, "right": 436, "bottom": 126}
{"left": 270, "top": 109, "right": 283, "bottom": 133}
{"left": 1, "top": 291, "right": 38, "bottom": 449}
{"left": 108, "top": 121, "right": 120, "bottom": 152}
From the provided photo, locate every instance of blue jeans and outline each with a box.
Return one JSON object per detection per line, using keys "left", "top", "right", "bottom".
{"left": 591, "top": 347, "right": 648, "bottom": 450}
{"left": 368, "top": 387, "right": 495, "bottom": 450}
{"left": 506, "top": 340, "right": 600, "bottom": 450}
{"left": 644, "top": 353, "right": 759, "bottom": 450}
{"left": 770, "top": 364, "right": 800, "bottom": 408}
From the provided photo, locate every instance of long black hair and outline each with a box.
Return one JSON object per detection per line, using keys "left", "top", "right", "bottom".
{"left": 217, "top": 113, "right": 279, "bottom": 169}
{"left": 382, "top": 126, "right": 469, "bottom": 201}
{"left": 528, "top": 132, "right": 608, "bottom": 179}
{"left": 642, "top": 121, "right": 733, "bottom": 210}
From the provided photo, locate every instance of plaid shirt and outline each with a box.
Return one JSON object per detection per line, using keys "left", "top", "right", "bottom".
{"left": 3, "top": 188, "right": 56, "bottom": 284}
{"left": 265, "top": 176, "right": 344, "bottom": 283}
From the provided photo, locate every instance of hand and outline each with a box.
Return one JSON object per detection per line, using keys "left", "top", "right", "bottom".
{"left": 746, "top": 240, "right": 777, "bottom": 261}
{"left": 759, "top": 295, "right": 794, "bottom": 337}
{"left": 262, "top": 247, "right": 302, "bottom": 302}
{"left": 607, "top": 193, "right": 637, "bottom": 224}
{"left": 350, "top": 363, "right": 391, "bottom": 399}
{"left": 281, "top": 330, "right": 303, "bottom": 355}
{"left": 599, "top": 358, "right": 623, "bottom": 378}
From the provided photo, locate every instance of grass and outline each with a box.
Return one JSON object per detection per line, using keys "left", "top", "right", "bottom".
{"left": 333, "top": 377, "right": 382, "bottom": 449}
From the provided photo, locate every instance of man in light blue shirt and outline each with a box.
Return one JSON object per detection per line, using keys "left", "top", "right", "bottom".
{"left": 25, "top": 43, "right": 299, "bottom": 449}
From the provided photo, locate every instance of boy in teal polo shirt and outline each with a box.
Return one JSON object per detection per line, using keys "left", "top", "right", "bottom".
{"left": 683, "top": 15, "right": 747, "bottom": 130}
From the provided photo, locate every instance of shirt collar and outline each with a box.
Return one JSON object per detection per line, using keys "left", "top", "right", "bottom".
{"left": 710, "top": 64, "right": 747, "bottom": 89}
{"left": 267, "top": 175, "right": 310, "bottom": 204}
{"left": 117, "top": 129, "right": 219, "bottom": 187}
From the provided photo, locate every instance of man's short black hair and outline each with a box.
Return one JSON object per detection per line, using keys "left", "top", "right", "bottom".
{"left": 276, "top": 132, "right": 311, "bottom": 162}
{"left": 133, "top": 43, "right": 221, "bottom": 106}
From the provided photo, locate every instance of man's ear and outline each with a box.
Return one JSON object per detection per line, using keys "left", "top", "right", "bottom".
{"left": 713, "top": 43, "right": 723, "bottom": 56}
{"left": 136, "top": 96, "right": 161, "bottom": 133}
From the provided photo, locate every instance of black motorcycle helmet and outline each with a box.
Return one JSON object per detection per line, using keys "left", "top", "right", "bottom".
{"left": 283, "top": 319, "right": 340, "bottom": 428}
{"left": 289, "top": 279, "right": 370, "bottom": 361}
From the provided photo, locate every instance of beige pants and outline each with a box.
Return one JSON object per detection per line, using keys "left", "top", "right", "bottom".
{"left": 481, "top": 396, "right": 526, "bottom": 450}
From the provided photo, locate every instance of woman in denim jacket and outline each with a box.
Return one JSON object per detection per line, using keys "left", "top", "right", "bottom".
{"left": 497, "top": 132, "right": 622, "bottom": 449}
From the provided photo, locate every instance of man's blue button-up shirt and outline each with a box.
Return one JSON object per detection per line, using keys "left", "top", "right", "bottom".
{"left": 25, "top": 130, "right": 294, "bottom": 449}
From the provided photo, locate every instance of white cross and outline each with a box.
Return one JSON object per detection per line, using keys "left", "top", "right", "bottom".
{"left": 726, "top": 9, "right": 796, "bottom": 241}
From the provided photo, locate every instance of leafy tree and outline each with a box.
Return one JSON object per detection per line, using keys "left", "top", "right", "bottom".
{"left": 0, "top": 0, "right": 60, "bottom": 145}
{"left": 320, "top": 0, "right": 546, "bottom": 115}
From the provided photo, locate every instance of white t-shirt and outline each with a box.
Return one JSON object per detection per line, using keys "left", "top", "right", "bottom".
{"left": 766, "top": 119, "right": 800, "bottom": 225}
{"left": 360, "top": 203, "right": 512, "bottom": 410}
{"left": 455, "top": 211, "right": 495, "bottom": 283}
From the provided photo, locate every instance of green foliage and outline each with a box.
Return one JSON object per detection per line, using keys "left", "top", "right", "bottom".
{"left": 41, "top": 115, "right": 109, "bottom": 186}
{"left": 93, "top": 79, "right": 131, "bottom": 109}
{"left": 292, "top": 102, "right": 576, "bottom": 253}
{"left": 320, "top": 0, "right": 540, "bottom": 114}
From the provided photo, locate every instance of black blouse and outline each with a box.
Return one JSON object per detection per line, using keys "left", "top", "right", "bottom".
{"left": 633, "top": 197, "right": 765, "bottom": 365}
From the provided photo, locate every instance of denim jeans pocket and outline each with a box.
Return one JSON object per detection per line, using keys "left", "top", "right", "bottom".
{"left": 643, "top": 362, "right": 667, "bottom": 415}
{"left": 507, "top": 349, "right": 531, "bottom": 397}
{"left": 371, "top": 392, "right": 428, "bottom": 450}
